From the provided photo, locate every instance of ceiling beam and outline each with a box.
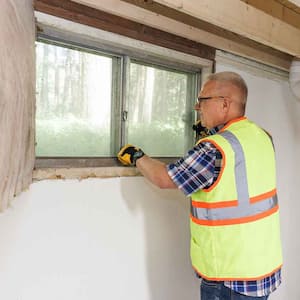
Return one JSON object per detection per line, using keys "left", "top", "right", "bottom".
{"left": 278, "top": 0, "right": 300, "bottom": 12}
{"left": 134, "top": 0, "right": 300, "bottom": 58}
{"left": 68, "top": 0, "right": 292, "bottom": 70}
{"left": 240, "top": 0, "right": 300, "bottom": 30}
{"left": 34, "top": 0, "right": 215, "bottom": 60}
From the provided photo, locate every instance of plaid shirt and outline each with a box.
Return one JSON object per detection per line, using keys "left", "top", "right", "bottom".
{"left": 167, "top": 126, "right": 281, "bottom": 297}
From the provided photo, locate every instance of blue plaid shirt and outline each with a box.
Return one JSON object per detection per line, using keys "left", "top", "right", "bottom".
{"left": 167, "top": 125, "right": 281, "bottom": 297}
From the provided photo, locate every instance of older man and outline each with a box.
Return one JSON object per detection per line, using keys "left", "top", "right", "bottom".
{"left": 118, "top": 71, "right": 282, "bottom": 300}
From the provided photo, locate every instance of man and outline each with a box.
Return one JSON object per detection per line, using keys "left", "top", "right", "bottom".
{"left": 118, "top": 71, "right": 282, "bottom": 299}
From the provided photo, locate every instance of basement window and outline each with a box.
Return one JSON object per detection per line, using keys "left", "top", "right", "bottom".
{"left": 36, "top": 41, "right": 115, "bottom": 157}
{"left": 35, "top": 38, "right": 201, "bottom": 167}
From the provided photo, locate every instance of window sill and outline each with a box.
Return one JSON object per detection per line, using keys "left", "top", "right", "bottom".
{"left": 33, "top": 166, "right": 141, "bottom": 181}
{"left": 33, "top": 157, "right": 177, "bottom": 180}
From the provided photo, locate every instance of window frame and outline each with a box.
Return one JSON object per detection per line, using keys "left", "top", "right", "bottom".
{"left": 35, "top": 16, "right": 213, "bottom": 169}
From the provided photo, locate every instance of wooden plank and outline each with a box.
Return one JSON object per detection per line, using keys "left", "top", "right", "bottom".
{"left": 278, "top": 0, "right": 300, "bottom": 12}
{"left": 122, "top": 0, "right": 293, "bottom": 66}
{"left": 241, "top": 0, "right": 284, "bottom": 19}
{"left": 283, "top": 6, "right": 300, "bottom": 29}
{"left": 138, "top": 0, "right": 300, "bottom": 57}
{"left": 241, "top": 0, "right": 300, "bottom": 30}
{"left": 0, "top": 1, "right": 35, "bottom": 211}
{"left": 37, "top": 0, "right": 292, "bottom": 70}
{"left": 34, "top": 0, "right": 215, "bottom": 61}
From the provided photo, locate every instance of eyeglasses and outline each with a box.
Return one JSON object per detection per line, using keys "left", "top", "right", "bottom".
{"left": 196, "top": 96, "right": 226, "bottom": 104}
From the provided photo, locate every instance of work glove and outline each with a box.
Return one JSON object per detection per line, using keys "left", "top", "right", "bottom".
{"left": 117, "top": 144, "right": 145, "bottom": 166}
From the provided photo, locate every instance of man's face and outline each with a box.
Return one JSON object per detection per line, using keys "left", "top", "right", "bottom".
{"left": 195, "top": 80, "right": 225, "bottom": 129}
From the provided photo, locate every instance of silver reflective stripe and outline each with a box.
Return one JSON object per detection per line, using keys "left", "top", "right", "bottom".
{"left": 191, "top": 194, "right": 278, "bottom": 221}
{"left": 220, "top": 131, "right": 249, "bottom": 206}
{"left": 191, "top": 131, "right": 277, "bottom": 221}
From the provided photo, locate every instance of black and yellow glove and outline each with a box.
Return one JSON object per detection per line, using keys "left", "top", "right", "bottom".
{"left": 117, "top": 144, "right": 145, "bottom": 166}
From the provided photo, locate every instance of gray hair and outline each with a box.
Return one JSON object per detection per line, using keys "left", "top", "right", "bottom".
{"left": 207, "top": 71, "right": 248, "bottom": 110}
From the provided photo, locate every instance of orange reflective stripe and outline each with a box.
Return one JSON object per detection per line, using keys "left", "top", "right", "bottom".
{"left": 250, "top": 188, "right": 277, "bottom": 204}
{"left": 220, "top": 116, "right": 247, "bottom": 132}
{"left": 191, "top": 200, "right": 238, "bottom": 209}
{"left": 193, "top": 264, "right": 282, "bottom": 281}
{"left": 190, "top": 205, "right": 279, "bottom": 226}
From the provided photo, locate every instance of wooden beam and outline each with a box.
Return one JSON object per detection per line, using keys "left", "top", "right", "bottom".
{"left": 135, "top": 0, "right": 300, "bottom": 57}
{"left": 240, "top": 0, "right": 300, "bottom": 30}
{"left": 0, "top": 1, "right": 35, "bottom": 211}
{"left": 278, "top": 0, "right": 300, "bottom": 13}
{"left": 122, "top": 0, "right": 293, "bottom": 67}
{"left": 36, "top": 0, "right": 293, "bottom": 70}
{"left": 34, "top": 0, "right": 215, "bottom": 61}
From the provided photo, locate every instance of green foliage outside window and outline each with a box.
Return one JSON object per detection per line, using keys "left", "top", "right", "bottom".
{"left": 35, "top": 40, "right": 198, "bottom": 158}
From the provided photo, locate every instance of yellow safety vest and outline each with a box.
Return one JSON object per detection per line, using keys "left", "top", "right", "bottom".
{"left": 190, "top": 117, "right": 282, "bottom": 281}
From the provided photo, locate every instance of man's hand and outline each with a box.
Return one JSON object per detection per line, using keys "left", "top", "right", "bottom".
{"left": 117, "top": 144, "right": 145, "bottom": 166}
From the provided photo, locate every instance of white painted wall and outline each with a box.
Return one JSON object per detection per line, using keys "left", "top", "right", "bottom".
{"left": 0, "top": 178, "right": 198, "bottom": 300}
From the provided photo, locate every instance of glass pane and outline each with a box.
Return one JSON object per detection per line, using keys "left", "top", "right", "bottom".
{"left": 35, "top": 42, "right": 113, "bottom": 157}
{"left": 127, "top": 62, "right": 195, "bottom": 156}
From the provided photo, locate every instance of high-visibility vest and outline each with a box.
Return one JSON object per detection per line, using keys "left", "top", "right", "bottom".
{"left": 190, "top": 117, "right": 283, "bottom": 281}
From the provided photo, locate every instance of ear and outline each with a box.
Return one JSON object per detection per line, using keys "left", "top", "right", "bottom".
{"left": 222, "top": 97, "right": 231, "bottom": 112}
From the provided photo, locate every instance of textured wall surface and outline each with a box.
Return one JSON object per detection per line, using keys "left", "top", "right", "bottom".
{"left": 0, "top": 178, "right": 199, "bottom": 300}
{"left": 0, "top": 0, "right": 35, "bottom": 210}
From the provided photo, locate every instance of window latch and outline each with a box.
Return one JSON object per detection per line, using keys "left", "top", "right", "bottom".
{"left": 122, "top": 110, "right": 128, "bottom": 121}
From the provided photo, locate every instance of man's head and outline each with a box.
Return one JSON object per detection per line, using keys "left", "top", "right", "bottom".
{"left": 195, "top": 71, "right": 248, "bottom": 129}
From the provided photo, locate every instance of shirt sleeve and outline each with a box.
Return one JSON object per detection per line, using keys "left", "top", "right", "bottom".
{"left": 167, "top": 141, "right": 219, "bottom": 196}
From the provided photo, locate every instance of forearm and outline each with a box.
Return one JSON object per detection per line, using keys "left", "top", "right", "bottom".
{"left": 136, "top": 155, "right": 177, "bottom": 189}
